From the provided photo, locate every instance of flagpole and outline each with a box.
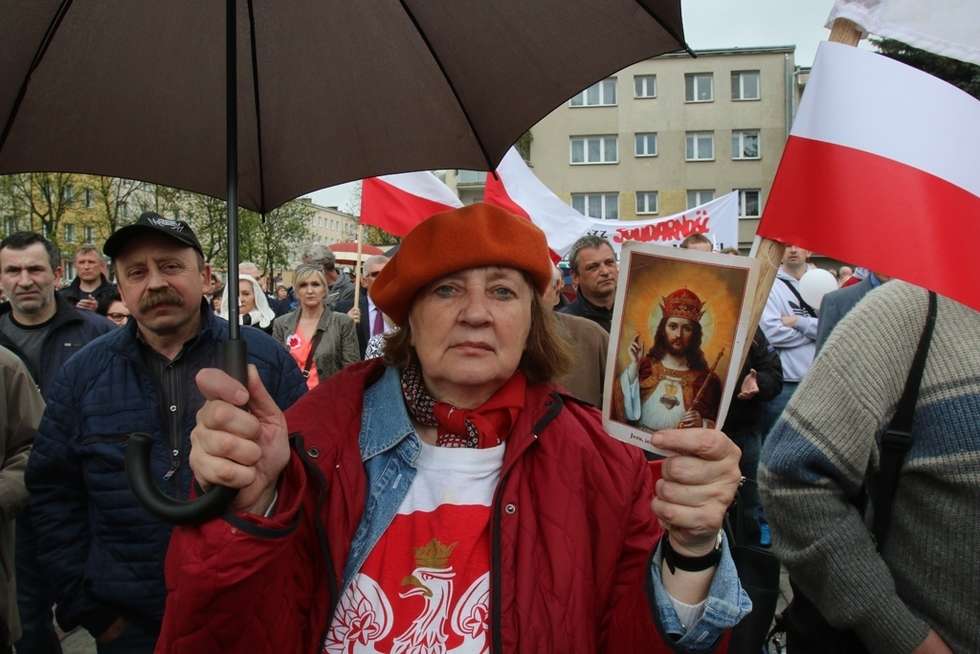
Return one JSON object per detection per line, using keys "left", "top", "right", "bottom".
{"left": 738, "top": 18, "right": 863, "bottom": 373}
{"left": 352, "top": 223, "right": 364, "bottom": 323}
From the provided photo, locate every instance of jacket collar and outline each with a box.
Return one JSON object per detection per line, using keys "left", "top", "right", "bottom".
{"left": 357, "top": 364, "right": 562, "bottom": 465}
{"left": 279, "top": 307, "right": 334, "bottom": 335}
{"left": 0, "top": 294, "right": 86, "bottom": 331}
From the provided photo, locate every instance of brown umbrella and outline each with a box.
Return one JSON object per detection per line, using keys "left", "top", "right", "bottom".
{"left": 1, "top": 1, "right": 689, "bottom": 523}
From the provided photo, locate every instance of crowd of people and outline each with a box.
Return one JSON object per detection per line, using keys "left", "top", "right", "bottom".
{"left": 0, "top": 204, "right": 975, "bottom": 654}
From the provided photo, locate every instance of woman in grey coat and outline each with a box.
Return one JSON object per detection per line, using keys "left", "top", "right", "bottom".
{"left": 272, "top": 265, "right": 360, "bottom": 389}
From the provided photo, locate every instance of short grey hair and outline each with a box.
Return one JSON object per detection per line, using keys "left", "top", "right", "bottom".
{"left": 568, "top": 235, "right": 614, "bottom": 274}
{"left": 301, "top": 243, "right": 336, "bottom": 272}
{"left": 363, "top": 254, "right": 389, "bottom": 270}
{"left": 239, "top": 261, "right": 261, "bottom": 277}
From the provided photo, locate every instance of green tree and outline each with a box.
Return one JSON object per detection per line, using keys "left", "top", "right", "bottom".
{"left": 7, "top": 172, "right": 77, "bottom": 250}
{"left": 94, "top": 175, "right": 143, "bottom": 236}
{"left": 872, "top": 38, "right": 980, "bottom": 99}
{"left": 238, "top": 200, "right": 314, "bottom": 287}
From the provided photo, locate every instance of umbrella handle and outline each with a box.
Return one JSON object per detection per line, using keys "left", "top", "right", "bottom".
{"left": 125, "top": 341, "right": 245, "bottom": 524}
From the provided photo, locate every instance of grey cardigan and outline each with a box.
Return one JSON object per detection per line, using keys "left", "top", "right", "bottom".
{"left": 272, "top": 308, "right": 360, "bottom": 381}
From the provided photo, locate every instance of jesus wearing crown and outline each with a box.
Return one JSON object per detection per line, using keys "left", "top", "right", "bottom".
{"left": 620, "top": 288, "right": 722, "bottom": 431}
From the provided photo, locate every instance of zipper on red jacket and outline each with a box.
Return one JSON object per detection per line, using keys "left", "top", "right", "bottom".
{"left": 489, "top": 393, "right": 565, "bottom": 653}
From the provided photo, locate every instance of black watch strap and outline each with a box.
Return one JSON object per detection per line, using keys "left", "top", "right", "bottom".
{"left": 661, "top": 533, "right": 721, "bottom": 574}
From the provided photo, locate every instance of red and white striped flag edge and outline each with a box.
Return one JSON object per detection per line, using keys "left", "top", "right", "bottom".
{"left": 360, "top": 172, "right": 463, "bottom": 237}
{"left": 484, "top": 148, "right": 592, "bottom": 257}
{"left": 758, "top": 42, "right": 980, "bottom": 312}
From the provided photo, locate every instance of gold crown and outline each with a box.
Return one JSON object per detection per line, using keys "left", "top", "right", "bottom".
{"left": 414, "top": 539, "right": 457, "bottom": 568}
{"left": 661, "top": 288, "right": 705, "bottom": 322}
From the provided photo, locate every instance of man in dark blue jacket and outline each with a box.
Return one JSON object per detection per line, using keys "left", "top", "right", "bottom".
{"left": 25, "top": 213, "right": 306, "bottom": 653}
{"left": 1, "top": 231, "right": 115, "bottom": 654}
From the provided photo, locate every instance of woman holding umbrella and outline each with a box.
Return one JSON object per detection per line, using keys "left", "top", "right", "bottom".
{"left": 158, "top": 204, "right": 748, "bottom": 653}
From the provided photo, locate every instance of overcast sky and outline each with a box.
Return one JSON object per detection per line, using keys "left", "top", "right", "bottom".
{"left": 308, "top": 0, "right": 838, "bottom": 209}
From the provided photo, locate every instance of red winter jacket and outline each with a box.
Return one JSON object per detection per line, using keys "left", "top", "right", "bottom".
{"left": 157, "top": 360, "right": 719, "bottom": 653}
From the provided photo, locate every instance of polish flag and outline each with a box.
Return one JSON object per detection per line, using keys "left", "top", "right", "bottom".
{"left": 827, "top": 0, "right": 980, "bottom": 66}
{"left": 360, "top": 172, "right": 462, "bottom": 237}
{"left": 483, "top": 148, "right": 591, "bottom": 257}
{"left": 757, "top": 42, "right": 980, "bottom": 311}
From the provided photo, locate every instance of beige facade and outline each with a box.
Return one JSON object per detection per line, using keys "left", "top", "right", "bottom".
{"left": 300, "top": 198, "right": 358, "bottom": 247}
{"left": 527, "top": 46, "right": 799, "bottom": 248}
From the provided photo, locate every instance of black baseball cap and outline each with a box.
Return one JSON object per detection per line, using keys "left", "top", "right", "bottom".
{"left": 103, "top": 212, "right": 204, "bottom": 259}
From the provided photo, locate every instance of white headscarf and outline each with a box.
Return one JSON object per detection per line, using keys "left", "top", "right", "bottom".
{"left": 218, "top": 273, "right": 275, "bottom": 329}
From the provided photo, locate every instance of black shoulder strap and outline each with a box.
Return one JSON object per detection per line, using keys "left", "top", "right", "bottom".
{"left": 871, "top": 290, "right": 937, "bottom": 548}
{"left": 778, "top": 277, "right": 817, "bottom": 317}
{"left": 302, "top": 330, "right": 324, "bottom": 378}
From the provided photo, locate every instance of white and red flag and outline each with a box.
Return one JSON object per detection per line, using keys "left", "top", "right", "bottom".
{"left": 827, "top": 0, "right": 980, "bottom": 66}
{"left": 757, "top": 41, "right": 980, "bottom": 311}
{"left": 483, "top": 148, "right": 591, "bottom": 256}
{"left": 360, "top": 172, "right": 462, "bottom": 237}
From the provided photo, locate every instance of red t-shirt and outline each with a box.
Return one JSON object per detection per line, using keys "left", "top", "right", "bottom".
{"left": 324, "top": 441, "right": 504, "bottom": 653}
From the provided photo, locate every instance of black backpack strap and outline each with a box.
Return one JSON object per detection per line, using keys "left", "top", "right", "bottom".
{"left": 778, "top": 277, "right": 818, "bottom": 317}
{"left": 871, "top": 290, "right": 937, "bottom": 548}
{"left": 302, "top": 330, "right": 324, "bottom": 378}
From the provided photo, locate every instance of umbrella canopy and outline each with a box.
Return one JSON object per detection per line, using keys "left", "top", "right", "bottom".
{"left": 1, "top": 1, "right": 687, "bottom": 214}
{"left": 329, "top": 241, "right": 385, "bottom": 265}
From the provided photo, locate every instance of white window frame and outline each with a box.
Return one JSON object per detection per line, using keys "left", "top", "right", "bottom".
{"left": 735, "top": 188, "right": 761, "bottom": 217}
{"left": 570, "top": 135, "right": 618, "bottom": 165}
{"left": 686, "top": 190, "right": 715, "bottom": 208}
{"left": 571, "top": 192, "right": 620, "bottom": 220}
{"left": 731, "top": 129, "right": 761, "bottom": 160}
{"left": 685, "top": 131, "right": 714, "bottom": 161}
{"left": 635, "top": 191, "right": 659, "bottom": 215}
{"left": 685, "top": 73, "right": 714, "bottom": 103}
{"left": 634, "top": 132, "right": 658, "bottom": 158}
{"left": 634, "top": 74, "right": 657, "bottom": 98}
{"left": 64, "top": 223, "right": 75, "bottom": 243}
{"left": 569, "top": 78, "right": 617, "bottom": 107}
{"left": 731, "top": 70, "right": 761, "bottom": 101}
{"left": 83, "top": 225, "right": 96, "bottom": 242}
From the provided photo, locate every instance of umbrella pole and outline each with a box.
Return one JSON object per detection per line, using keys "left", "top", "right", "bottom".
{"left": 352, "top": 224, "right": 364, "bottom": 322}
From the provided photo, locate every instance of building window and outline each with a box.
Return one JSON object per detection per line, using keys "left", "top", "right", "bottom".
{"left": 42, "top": 223, "right": 52, "bottom": 238}
{"left": 84, "top": 225, "right": 95, "bottom": 242}
{"left": 4, "top": 217, "right": 17, "bottom": 235}
{"left": 572, "top": 192, "right": 619, "bottom": 220}
{"left": 635, "top": 191, "right": 659, "bottom": 215}
{"left": 634, "top": 74, "right": 657, "bottom": 98}
{"left": 736, "top": 189, "right": 761, "bottom": 217}
{"left": 84, "top": 188, "right": 93, "bottom": 208}
{"left": 569, "top": 78, "right": 617, "bottom": 107}
{"left": 731, "top": 129, "right": 760, "bottom": 160}
{"left": 61, "top": 184, "right": 74, "bottom": 204}
{"left": 685, "top": 73, "right": 713, "bottom": 102}
{"left": 570, "top": 135, "right": 618, "bottom": 164}
{"left": 687, "top": 189, "right": 715, "bottom": 208}
{"left": 64, "top": 223, "right": 75, "bottom": 243}
{"left": 731, "top": 70, "right": 761, "bottom": 101}
{"left": 634, "top": 133, "right": 658, "bottom": 157}
{"left": 685, "top": 131, "right": 714, "bottom": 161}
{"left": 117, "top": 199, "right": 130, "bottom": 218}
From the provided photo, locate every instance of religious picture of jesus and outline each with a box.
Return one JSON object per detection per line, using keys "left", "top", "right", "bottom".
{"left": 603, "top": 243, "right": 759, "bottom": 455}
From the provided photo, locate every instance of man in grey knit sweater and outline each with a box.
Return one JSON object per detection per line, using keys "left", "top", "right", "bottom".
{"left": 760, "top": 280, "right": 978, "bottom": 654}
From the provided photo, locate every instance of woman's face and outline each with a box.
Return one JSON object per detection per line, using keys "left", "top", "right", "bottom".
{"left": 297, "top": 275, "right": 326, "bottom": 309}
{"left": 276, "top": 286, "right": 288, "bottom": 300}
{"left": 409, "top": 266, "right": 531, "bottom": 406}
{"left": 238, "top": 283, "right": 256, "bottom": 314}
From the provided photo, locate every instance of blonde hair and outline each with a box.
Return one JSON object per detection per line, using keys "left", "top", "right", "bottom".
{"left": 293, "top": 264, "right": 327, "bottom": 287}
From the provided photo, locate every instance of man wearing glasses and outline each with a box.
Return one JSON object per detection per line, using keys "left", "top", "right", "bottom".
{"left": 351, "top": 254, "right": 390, "bottom": 358}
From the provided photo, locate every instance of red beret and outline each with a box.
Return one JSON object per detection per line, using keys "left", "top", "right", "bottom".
{"left": 371, "top": 203, "right": 552, "bottom": 325}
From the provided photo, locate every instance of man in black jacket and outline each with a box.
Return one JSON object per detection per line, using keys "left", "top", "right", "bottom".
{"left": 0, "top": 232, "right": 114, "bottom": 654}
{"left": 558, "top": 235, "right": 618, "bottom": 332}
{"left": 58, "top": 244, "right": 117, "bottom": 316}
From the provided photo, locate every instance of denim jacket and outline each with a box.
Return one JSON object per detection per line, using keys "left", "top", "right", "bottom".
{"left": 340, "top": 367, "right": 749, "bottom": 652}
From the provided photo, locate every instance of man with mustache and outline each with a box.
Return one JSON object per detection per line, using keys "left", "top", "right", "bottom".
{"left": 620, "top": 288, "right": 722, "bottom": 431}
{"left": 25, "top": 213, "right": 306, "bottom": 653}
{"left": 0, "top": 231, "right": 113, "bottom": 654}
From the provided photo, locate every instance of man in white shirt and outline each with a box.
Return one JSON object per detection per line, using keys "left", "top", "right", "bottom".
{"left": 352, "top": 255, "right": 391, "bottom": 357}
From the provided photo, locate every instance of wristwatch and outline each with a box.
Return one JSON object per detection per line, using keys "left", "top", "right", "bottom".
{"left": 661, "top": 532, "right": 722, "bottom": 574}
